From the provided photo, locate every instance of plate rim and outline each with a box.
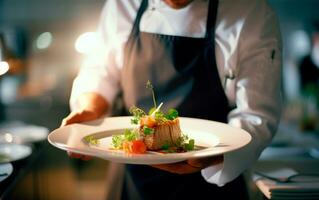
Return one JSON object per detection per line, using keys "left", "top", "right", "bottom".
{"left": 0, "top": 163, "right": 13, "bottom": 182}
{"left": 48, "top": 116, "right": 251, "bottom": 164}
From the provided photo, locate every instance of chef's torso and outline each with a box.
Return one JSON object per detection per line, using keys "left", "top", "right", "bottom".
{"left": 121, "top": 0, "right": 230, "bottom": 122}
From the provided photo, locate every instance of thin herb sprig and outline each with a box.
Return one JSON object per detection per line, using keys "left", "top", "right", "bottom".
{"left": 146, "top": 80, "right": 157, "bottom": 109}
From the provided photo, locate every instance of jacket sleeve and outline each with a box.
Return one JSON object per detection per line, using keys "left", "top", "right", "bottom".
{"left": 69, "top": 0, "right": 139, "bottom": 111}
{"left": 201, "top": 0, "right": 282, "bottom": 186}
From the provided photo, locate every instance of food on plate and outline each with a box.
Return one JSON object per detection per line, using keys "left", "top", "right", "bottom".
{"left": 143, "top": 117, "right": 181, "bottom": 150}
{"left": 111, "top": 81, "right": 195, "bottom": 154}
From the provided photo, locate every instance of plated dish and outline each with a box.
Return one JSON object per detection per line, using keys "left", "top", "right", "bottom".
{"left": 0, "top": 163, "right": 13, "bottom": 182}
{"left": 48, "top": 116, "right": 251, "bottom": 164}
{"left": 0, "top": 143, "right": 32, "bottom": 163}
{"left": 48, "top": 81, "right": 251, "bottom": 164}
{"left": 0, "top": 121, "right": 49, "bottom": 144}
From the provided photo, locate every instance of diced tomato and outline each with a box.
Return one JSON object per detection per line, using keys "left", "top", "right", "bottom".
{"left": 140, "top": 116, "right": 157, "bottom": 128}
{"left": 123, "top": 140, "right": 147, "bottom": 154}
{"left": 131, "top": 140, "right": 147, "bottom": 154}
{"left": 123, "top": 141, "right": 132, "bottom": 153}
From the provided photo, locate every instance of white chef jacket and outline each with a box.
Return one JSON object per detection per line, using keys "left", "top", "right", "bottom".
{"left": 70, "top": 0, "right": 282, "bottom": 186}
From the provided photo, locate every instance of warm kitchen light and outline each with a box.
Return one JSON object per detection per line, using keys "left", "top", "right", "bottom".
{"left": 75, "top": 32, "right": 103, "bottom": 54}
{"left": 289, "top": 30, "right": 310, "bottom": 59}
{"left": 0, "top": 61, "right": 9, "bottom": 76}
{"left": 36, "top": 32, "right": 53, "bottom": 49}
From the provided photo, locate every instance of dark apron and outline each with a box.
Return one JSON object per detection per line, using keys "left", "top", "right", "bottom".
{"left": 120, "top": 0, "right": 248, "bottom": 199}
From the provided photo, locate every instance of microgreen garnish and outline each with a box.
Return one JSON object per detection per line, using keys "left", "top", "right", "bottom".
{"left": 184, "top": 139, "right": 195, "bottom": 151}
{"left": 84, "top": 135, "right": 100, "bottom": 145}
{"left": 161, "top": 143, "right": 170, "bottom": 150}
{"left": 174, "top": 134, "right": 195, "bottom": 151}
{"left": 129, "top": 106, "right": 146, "bottom": 125}
{"left": 146, "top": 80, "right": 157, "bottom": 109}
{"left": 112, "top": 129, "right": 139, "bottom": 149}
{"left": 130, "top": 81, "right": 179, "bottom": 125}
{"left": 165, "top": 108, "right": 179, "bottom": 120}
{"left": 148, "top": 107, "right": 156, "bottom": 115}
{"left": 143, "top": 126, "right": 155, "bottom": 135}
{"left": 131, "top": 118, "right": 139, "bottom": 125}
{"left": 124, "top": 129, "right": 138, "bottom": 141}
{"left": 112, "top": 135, "right": 124, "bottom": 149}
{"left": 155, "top": 111, "right": 167, "bottom": 122}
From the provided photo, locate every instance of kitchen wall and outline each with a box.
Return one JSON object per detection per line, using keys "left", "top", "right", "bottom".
{"left": 0, "top": 0, "right": 105, "bottom": 129}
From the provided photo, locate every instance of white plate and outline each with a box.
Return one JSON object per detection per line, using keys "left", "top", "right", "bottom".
{"left": 0, "top": 121, "right": 49, "bottom": 144}
{"left": 0, "top": 163, "right": 13, "bottom": 182}
{"left": 48, "top": 116, "right": 251, "bottom": 165}
{"left": 0, "top": 143, "right": 32, "bottom": 163}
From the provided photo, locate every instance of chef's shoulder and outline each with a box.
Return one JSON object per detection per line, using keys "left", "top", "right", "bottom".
{"left": 99, "top": 0, "right": 140, "bottom": 37}
{"left": 218, "top": 0, "right": 276, "bottom": 20}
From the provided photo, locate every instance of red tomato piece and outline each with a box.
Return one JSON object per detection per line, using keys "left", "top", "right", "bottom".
{"left": 123, "top": 140, "right": 147, "bottom": 154}
{"left": 131, "top": 140, "right": 147, "bottom": 154}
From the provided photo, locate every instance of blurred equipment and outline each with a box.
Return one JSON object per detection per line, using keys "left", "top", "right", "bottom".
{"left": 298, "top": 21, "right": 319, "bottom": 132}
{"left": 0, "top": 163, "right": 13, "bottom": 182}
{"left": 0, "top": 143, "right": 32, "bottom": 163}
{"left": 0, "top": 33, "right": 8, "bottom": 122}
{"left": 254, "top": 168, "right": 319, "bottom": 200}
{"left": 0, "top": 121, "right": 49, "bottom": 144}
{"left": 0, "top": 28, "right": 28, "bottom": 115}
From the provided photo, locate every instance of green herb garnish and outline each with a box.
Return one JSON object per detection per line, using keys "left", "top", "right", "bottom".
{"left": 131, "top": 118, "right": 139, "bottom": 125}
{"left": 174, "top": 134, "right": 195, "bottom": 151}
{"left": 124, "top": 129, "right": 138, "bottom": 141}
{"left": 148, "top": 107, "right": 156, "bottom": 115}
{"left": 154, "top": 111, "right": 167, "bottom": 122}
{"left": 146, "top": 80, "right": 157, "bottom": 108}
{"left": 112, "top": 135, "right": 124, "bottom": 149}
{"left": 84, "top": 135, "right": 100, "bottom": 145}
{"left": 111, "top": 129, "right": 139, "bottom": 149}
{"left": 143, "top": 126, "right": 155, "bottom": 135}
{"left": 129, "top": 106, "right": 146, "bottom": 125}
{"left": 161, "top": 143, "right": 170, "bottom": 150}
{"left": 184, "top": 139, "right": 195, "bottom": 151}
{"left": 129, "top": 81, "right": 179, "bottom": 125}
{"left": 165, "top": 108, "right": 179, "bottom": 120}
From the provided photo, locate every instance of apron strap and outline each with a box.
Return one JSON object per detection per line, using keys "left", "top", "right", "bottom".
{"left": 130, "top": 0, "right": 148, "bottom": 38}
{"left": 205, "top": 0, "right": 219, "bottom": 40}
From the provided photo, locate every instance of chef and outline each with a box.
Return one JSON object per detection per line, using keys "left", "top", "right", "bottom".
{"left": 62, "top": 0, "right": 282, "bottom": 199}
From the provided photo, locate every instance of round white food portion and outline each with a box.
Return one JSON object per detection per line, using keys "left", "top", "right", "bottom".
{"left": 142, "top": 119, "right": 181, "bottom": 150}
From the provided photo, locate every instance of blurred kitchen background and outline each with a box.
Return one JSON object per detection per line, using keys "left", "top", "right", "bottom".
{"left": 0, "top": 0, "right": 318, "bottom": 200}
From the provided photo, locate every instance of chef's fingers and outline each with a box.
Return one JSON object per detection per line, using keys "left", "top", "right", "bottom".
{"left": 81, "top": 155, "right": 92, "bottom": 161}
{"left": 187, "top": 155, "right": 224, "bottom": 169}
{"left": 67, "top": 151, "right": 92, "bottom": 161}
{"left": 61, "top": 110, "right": 99, "bottom": 127}
{"left": 151, "top": 155, "right": 224, "bottom": 174}
{"left": 61, "top": 112, "right": 78, "bottom": 126}
{"left": 62, "top": 111, "right": 95, "bottom": 161}
{"left": 67, "top": 151, "right": 82, "bottom": 158}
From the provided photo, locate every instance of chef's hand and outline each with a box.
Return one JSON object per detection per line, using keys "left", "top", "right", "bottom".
{"left": 61, "top": 109, "right": 100, "bottom": 161}
{"left": 60, "top": 92, "right": 109, "bottom": 161}
{"left": 151, "top": 155, "right": 223, "bottom": 174}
